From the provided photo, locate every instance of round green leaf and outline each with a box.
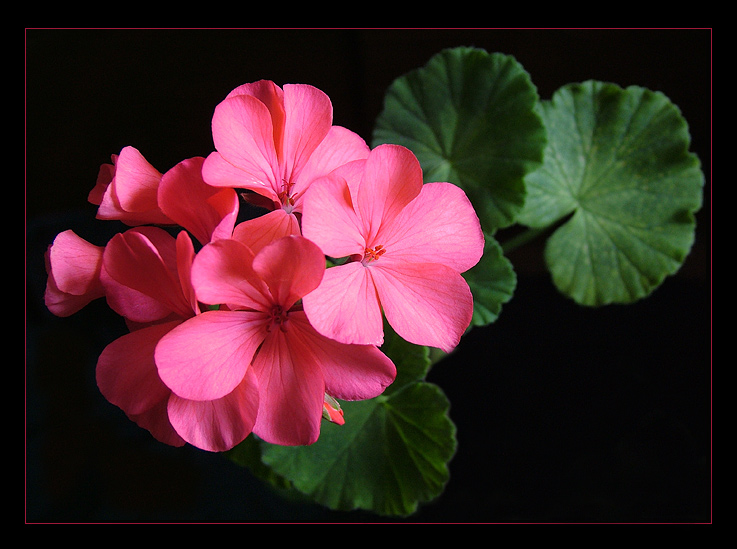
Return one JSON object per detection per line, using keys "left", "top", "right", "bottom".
{"left": 464, "top": 233, "right": 517, "bottom": 328}
{"left": 372, "top": 47, "right": 546, "bottom": 233}
{"left": 518, "top": 81, "right": 704, "bottom": 306}
{"left": 261, "top": 382, "right": 456, "bottom": 516}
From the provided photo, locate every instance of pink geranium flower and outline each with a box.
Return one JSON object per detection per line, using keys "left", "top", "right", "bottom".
{"left": 89, "top": 146, "right": 174, "bottom": 226}
{"left": 154, "top": 234, "right": 396, "bottom": 446}
{"left": 89, "top": 147, "right": 238, "bottom": 245}
{"left": 95, "top": 227, "right": 259, "bottom": 451}
{"left": 44, "top": 230, "right": 106, "bottom": 317}
{"left": 301, "top": 144, "right": 485, "bottom": 353}
{"left": 201, "top": 80, "right": 369, "bottom": 236}
{"left": 43, "top": 227, "right": 175, "bottom": 322}
{"left": 100, "top": 226, "right": 201, "bottom": 325}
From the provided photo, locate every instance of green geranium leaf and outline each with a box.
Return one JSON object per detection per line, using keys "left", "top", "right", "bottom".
{"left": 464, "top": 233, "right": 517, "bottom": 328}
{"left": 261, "top": 381, "right": 455, "bottom": 516}
{"left": 372, "top": 46, "right": 547, "bottom": 233}
{"left": 518, "top": 81, "right": 704, "bottom": 306}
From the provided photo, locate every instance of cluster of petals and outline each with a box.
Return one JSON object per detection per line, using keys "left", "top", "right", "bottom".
{"left": 43, "top": 79, "right": 484, "bottom": 454}
{"left": 94, "top": 227, "right": 205, "bottom": 449}
{"left": 89, "top": 146, "right": 239, "bottom": 245}
{"left": 46, "top": 145, "right": 237, "bottom": 318}
{"left": 301, "top": 144, "right": 485, "bottom": 353}
{"left": 45, "top": 225, "right": 210, "bottom": 448}
{"left": 43, "top": 80, "right": 399, "bottom": 452}
{"left": 45, "top": 144, "right": 247, "bottom": 450}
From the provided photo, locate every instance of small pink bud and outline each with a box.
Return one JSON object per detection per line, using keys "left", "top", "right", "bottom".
{"left": 322, "top": 394, "right": 345, "bottom": 425}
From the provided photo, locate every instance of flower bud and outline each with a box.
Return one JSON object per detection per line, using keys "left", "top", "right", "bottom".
{"left": 322, "top": 394, "right": 345, "bottom": 425}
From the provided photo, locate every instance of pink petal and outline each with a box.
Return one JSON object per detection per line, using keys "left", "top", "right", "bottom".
{"left": 251, "top": 236, "right": 325, "bottom": 310}
{"left": 303, "top": 126, "right": 370, "bottom": 179}
{"left": 232, "top": 209, "right": 301, "bottom": 255}
{"left": 94, "top": 179, "right": 127, "bottom": 220}
{"left": 227, "top": 79, "right": 285, "bottom": 103}
{"left": 209, "top": 94, "right": 280, "bottom": 194}
{"left": 113, "top": 146, "right": 162, "bottom": 211}
{"left": 281, "top": 84, "right": 332, "bottom": 185}
{"left": 97, "top": 183, "right": 165, "bottom": 226}
{"left": 175, "top": 231, "right": 200, "bottom": 315}
{"left": 288, "top": 312, "right": 396, "bottom": 401}
{"left": 226, "top": 80, "right": 286, "bottom": 155}
{"left": 371, "top": 261, "right": 474, "bottom": 353}
{"left": 44, "top": 231, "right": 105, "bottom": 317}
{"left": 201, "top": 152, "right": 279, "bottom": 207}
{"left": 46, "top": 230, "right": 103, "bottom": 295}
{"left": 155, "top": 310, "right": 267, "bottom": 401}
{"left": 128, "top": 398, "right": 186, "bottom": 447}
{"left": 381, "top": 182, "right": 485, "bottom": 273}
{"left": 133, "top": 226, "right": 179, "bottom": 268}
{"left": 43, "top": 230, "right": 106, "bottom": 318}
{"left": 205, "top": 188, "right": 240, "bottom": 242}
{"left": 251, "top": 327, "right": 324, "bottom": 446}
{"left": 92, "top": 151, "right": 158, "bottom": 225}
{"left": 191, "top": 239, "right": 271, "bottom": 311}
{"left": 96, "top": 320, "right": 180, "bottom": 416}
{"left": 102, "top": 227, "right": 192, "bottom": 319}
{"left": 167, "top": 368, "right": 259, "bottom": 452}
{"left": 330, "top": 158, "right": 368, "bottom": 203}
{"left": 356, "top": 144, "right": 423, "bottom": 242}
{"left": 101, "top": 266, "right": 172, "bottom": 324}
{"left": 98, "top": 146, "right": 172, "bottom": 225}
{"left": 301, "top": 174, "right": 365, "bottom": 259}
{"left": 88, "top": 158, "right": 115, "bottom": 206}
{"left": 44, "top": 277, "right": 101, "bottom": 318}
{"left": 158, "top": 156, "right": 239, "bottom": 246}
{"left": 101, "top": 227, "right": 180, "bottom": 324}
{"left": 290, "top": 125, "right": 369, "bottom": 210}
{"left": 302, "top": 262, "right": 384, "bottom": 347}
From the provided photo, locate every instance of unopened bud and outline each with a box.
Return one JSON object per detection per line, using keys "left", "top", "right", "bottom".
{"left": 322, "top": 394, "right": 345, "bottom": 425}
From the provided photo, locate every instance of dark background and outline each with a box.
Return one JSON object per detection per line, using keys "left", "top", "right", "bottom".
{"left": 26, "top": 29, "right": 711, "bottom": 523}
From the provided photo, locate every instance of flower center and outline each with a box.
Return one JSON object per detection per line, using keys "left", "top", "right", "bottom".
{"left": 362, "top": 244, "right": 386, "bottom": 265}
{"left": 267, "top": 305, "right": 290, "bottom": 332}
{"left": 278, "top": 179, "right": 299, "bottom": 213}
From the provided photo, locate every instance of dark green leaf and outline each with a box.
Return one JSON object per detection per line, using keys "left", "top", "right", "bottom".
{"left": 261, "top": 382, "right": 456, "bottom": 516}
{"left": 519, "top": 81, "right": 704, "bottom": 306}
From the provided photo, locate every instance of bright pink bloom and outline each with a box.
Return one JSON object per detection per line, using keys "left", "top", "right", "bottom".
{"left": 100, "top": 226, "right": 201, "bottom": 325}
{"left": 301, "top": 144, "right": 485, "bottom": 353}
{"left": 89, "top": 146, "right": 173, "bottom": 226}
{"left": 95, "top": 227, "right": 259, "bottom": 452}
{"left": 90, "top": 147, "right": 238, "bottom": 245}
{"left": 201, "top": 80, "right": 369, "bottom": 236}
{"left": 154, "top": 235, "right": 396, "bottom": 446}
{"left": 44, "top": 230, "right": 105, "bottom": 317}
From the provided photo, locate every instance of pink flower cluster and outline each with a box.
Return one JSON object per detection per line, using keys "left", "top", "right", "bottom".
{"left": 44, "top": 80, "right": 484, "bottom": 452}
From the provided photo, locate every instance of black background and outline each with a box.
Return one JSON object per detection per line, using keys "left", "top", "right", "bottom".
{"left": 26, "top": 28, "right": 711, "bottom": 523}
